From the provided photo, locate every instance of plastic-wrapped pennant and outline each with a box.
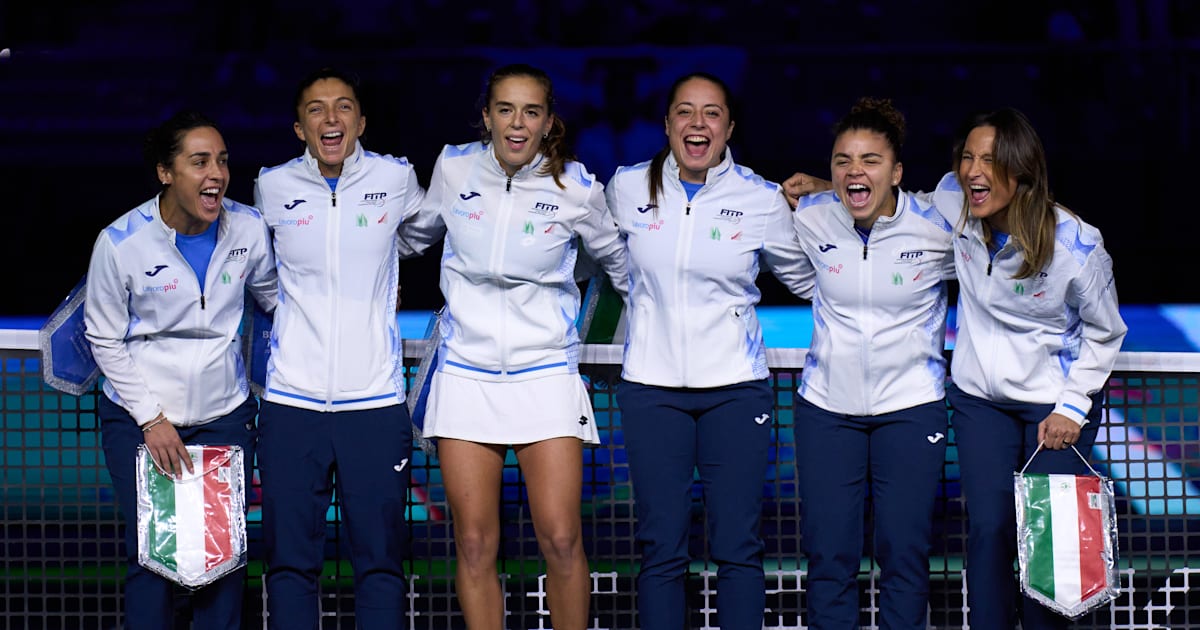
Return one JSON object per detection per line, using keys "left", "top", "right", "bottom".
{"left": 39, "top": 276, "right": 99, "bottom": 396}
{"left": 406, "top": 308, "right": 442, "bottom": 457}
{"left": 136, "top": 445, "right": 246, "bottom": 589}
{"left": 1014, "top": 444, "right": 1120, "bottom": 619}
{"left": 576, "top": 274, "right": 626, "bottom": 344}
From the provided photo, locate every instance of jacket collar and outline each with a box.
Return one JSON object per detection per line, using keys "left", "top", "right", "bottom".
{"left": 484, "top": 143, "right": 546, "bottom": 181}
{"left": 301, "top": 141, "right": 365, "bottom": 181}
{"left": 664, "top": 147, "right": 735, "bottom": 189}
{"left": 832, "top": 188, "right": 910, "bottom": 231}
{"left": 150, "top": 194, "right": 228, "bottom": 242}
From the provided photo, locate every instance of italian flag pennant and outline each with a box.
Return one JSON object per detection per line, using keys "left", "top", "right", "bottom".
{"left": 1015, "top": 472, "right": 1119, "bottom": 618}
{"left": 136, "top": 445, "right": 247, "bottom": 589}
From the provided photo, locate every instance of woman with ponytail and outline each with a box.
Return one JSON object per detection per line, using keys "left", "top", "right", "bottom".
{"left": 605, "top": 72, "right": 813, "bottom": 630}
{"left": 417, "top": 63, "right": 628, "bottom": 630}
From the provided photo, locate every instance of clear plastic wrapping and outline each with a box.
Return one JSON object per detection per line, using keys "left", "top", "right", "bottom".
{"left": 39, "top": 276, "right": 99, "bottom": 396}
{"left": 136, "top": 444, "right": 246, "bottom": 589}
{"left": 1014, "top": 446, "right": 1120, "bottom": 619}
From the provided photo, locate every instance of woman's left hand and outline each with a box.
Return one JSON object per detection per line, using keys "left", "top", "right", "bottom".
{"left": 1038, "top": 413, "right": 1083, "bottom": 450}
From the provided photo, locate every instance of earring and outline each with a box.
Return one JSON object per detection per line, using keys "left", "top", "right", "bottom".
{"left": 543, "top": 133, "right": 548, "bottom": 139}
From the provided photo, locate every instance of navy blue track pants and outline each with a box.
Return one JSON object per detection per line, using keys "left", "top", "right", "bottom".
{"left": 100, "top": 394, "right": 258, "bottom": 630}
{"left": 257, "top": 401, "right": 413, "bottom": 630}
{"left": 795, "top": 396, "right": 948, "bottom": 630}
{"left": 618, "top": 378, "right": 774, "bottom": 630}
{"left": 949, "top": 385, "right": 1102, "bottom": 630}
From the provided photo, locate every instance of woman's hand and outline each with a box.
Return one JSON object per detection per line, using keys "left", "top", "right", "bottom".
{"left": 1037, "top": 412, "right": 1083, "bottom": 450}
{"left": 143, "top": 416, "right": 194, "bottom": 477}
{"left": 782, "top": 172, "right": 833, "bottom": 209}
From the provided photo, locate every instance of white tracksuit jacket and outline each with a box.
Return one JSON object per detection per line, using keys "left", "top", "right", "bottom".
{"left": 793, "top": 188, "right": 956, "bottom": 416}
{"left": 254, "top": 142, "right": 438, "bottom": 411}
{"left": 606, "top": 149, "right": 813, "bottom": 388}
{"left": 422, "top": 141, "right": 627, "bottom": 380}
{"left": 84, "top": 196, "right": 277, "bottom": 426}
{"left": 929, "top": 173, "right": 1128, "bottom": 423}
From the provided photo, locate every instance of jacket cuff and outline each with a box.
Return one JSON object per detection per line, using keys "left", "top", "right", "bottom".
{"left": 132, "top": 404, "right": 163, "bottom": 427}
{"left": 1054, "top": 396, "right": 1092, "bottom": 426}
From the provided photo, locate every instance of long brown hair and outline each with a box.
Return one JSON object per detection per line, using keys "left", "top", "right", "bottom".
{"left": 953, "top": 108, "right": 1065, "bottom": 279}
{"left": 478, "top": 63, "right": 574, "bottom": 189}
{"left": 647, "top": 72, "right": 736, "bottom": 207}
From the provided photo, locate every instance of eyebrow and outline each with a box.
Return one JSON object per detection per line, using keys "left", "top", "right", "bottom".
{"left": 493, "top": 100, "right": 545, "bottom": 110}
{"left": 832, "top": 151, "right": 886, "bottom": 160}
{"left": 304, "top": 96, "right": 356, "bottom": 108}
{"left": 186, "top": 150, "right": 228, "bottom": 159}
{"left": 674, "top": 101, "right": 725, "bottom": 110}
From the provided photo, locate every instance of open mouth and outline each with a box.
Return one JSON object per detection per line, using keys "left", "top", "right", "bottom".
{"left": 320, "top": 131, "right": 343, "bottom": 148}
{"left": 845, "top": 183, "right": 871, "bottom": 208}
{"left": 200, "top": 187, "right": 221, "bottom": 211}
{"left": 683, "top": 134, "right": 709, "bottom": 158}
{"left": 505, "top": 135, "right": 528, "bottom": 152}
{"left": 969, "top": 184, "right": 990, "bottom": 205}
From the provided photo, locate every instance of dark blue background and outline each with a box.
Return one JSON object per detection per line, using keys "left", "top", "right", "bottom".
{"left": 2, "top": 0, "right": 1196, "bottom": 315}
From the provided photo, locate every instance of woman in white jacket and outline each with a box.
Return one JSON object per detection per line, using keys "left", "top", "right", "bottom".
{"left": 419, "top": 63, "right": 627, "bottom": 630}
{"left": 84, "top": 111, "right": 276, "bottom": 629}
{"left": 940, "top": 108, "right": 1127, "bottom": 630}
{"left": 790, "top": 98, "right": 956, "bottom": 630}
{"left": 605, "top": 72, "right": 812, "bottom": 630}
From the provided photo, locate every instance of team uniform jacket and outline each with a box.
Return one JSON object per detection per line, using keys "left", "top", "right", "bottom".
{"left": 794, "top": 188, "right": 956, "bottom": 416}
{"left": 929, "top": 173, "right": 1127, "bottom": 424}
{"left": 84, "top": 196, "right": 277, "bottom": 426}
{"left": 254, "top": 142, "right": 436, "bottom": 412}
{"left": 422, "top": 141, "right": 627, "bottom": 381}
{"left": 607, "top": 149, "right": 813, "bottom": 388}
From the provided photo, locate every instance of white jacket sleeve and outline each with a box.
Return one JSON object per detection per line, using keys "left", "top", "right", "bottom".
{"left": 83, "top": 233, "right": 161, "bottom": 425}
{"left": 764, "top": 190, "right": 815, "bottom": 300}
{"left": 398, "top": 157, "right": 444, "bottom": 259}
{"left": 576, "top": 178, "right": 629, "bottom": 300}
{"left": 246, "top": 213, "right": 278, "bottom": 313}
{"left": 1055, "top": 241, "right": 1127, "bottom": 423}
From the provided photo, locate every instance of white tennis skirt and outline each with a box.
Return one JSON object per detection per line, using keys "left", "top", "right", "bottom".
{"left": 422, "top": 371, "right": 600, "bottom": 445}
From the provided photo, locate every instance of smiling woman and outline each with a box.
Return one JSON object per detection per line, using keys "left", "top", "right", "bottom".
{"left": 292, "top": 72, "right": 366, "bottom": 179}
{"left": 251, "top": 66, "right": 443, "bottom": 629}
{"left": 605, "top": 72, "right": 813, "bottom": 630}
{"left": 414, "top": 63, "right": 628, "bottom": 630}
{"left": 790, "top": 97, "right": 956, "bottom": 630}
{"left": 937, "top": 107, "right": 1128, "bottom": 630}
{"left": 82, "top": 110, "right": 277, "bottom": 628}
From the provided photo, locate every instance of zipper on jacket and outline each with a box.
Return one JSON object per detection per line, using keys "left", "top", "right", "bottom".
{"left": 862, "top": 244, "right": 868, "bottom": 260}
{"left": 331, "top": 191, "right": 337, "bottom": 207}
{"left": 506, "top": 176, "right": 512, "bottom": 192}
{"left": 200, "top": 294, "right": 206, "bottom": 309}
{"left": 685, "top": 202, "right": 691, "bottom": 216}
{"left": 986, "top": 261, "right": 993, "bottom": 275}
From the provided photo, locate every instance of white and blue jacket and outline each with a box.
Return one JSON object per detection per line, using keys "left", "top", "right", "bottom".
{"left": 607, "top": 149, "right": 813, "bottom": 388}
{"left": 254, "top": 142, "right": 436, "bottom": 412}
{"left": 422, "top": 141, "right": 627, "bottom": 381}
{"left": 84, "top": 196, "right": 277, "bottom": 426}
{"left": 794, "top": 188, "right": 956, "bottom": 416}
{"left": 929, "top": 173, "right": 1128, "bottom": 424}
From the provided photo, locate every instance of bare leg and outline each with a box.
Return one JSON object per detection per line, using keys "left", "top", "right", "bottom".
{"left": 439, "top": 438, "right": 508, "bottom": 630}
{"left": 515, "top": 437, "right": 590, "bottom": 630}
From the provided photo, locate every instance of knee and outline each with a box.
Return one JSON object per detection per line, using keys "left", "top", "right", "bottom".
{"left": 536, "top": 526, "right": 583, "bottom": 567}
{"left": 454, "top": 528, "right": 499, "bottom": 570}
{"left": 708, "top": 530, "right": 764, "bottom": 567}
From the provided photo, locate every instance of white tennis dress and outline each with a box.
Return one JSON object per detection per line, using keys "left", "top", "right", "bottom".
{"left": 423, "top": 372, "right": 599, "bottom": 445}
